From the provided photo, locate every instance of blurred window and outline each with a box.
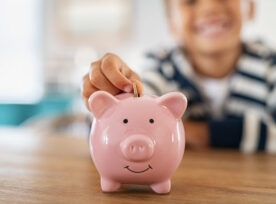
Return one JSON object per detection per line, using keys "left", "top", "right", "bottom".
{"left": 0, "top": 0, "right": 43, "bottom": 104}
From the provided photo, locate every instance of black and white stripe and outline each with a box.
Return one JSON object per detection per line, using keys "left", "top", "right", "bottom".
{"left": 141, "top": 42, "right": 276, "bottom": 153}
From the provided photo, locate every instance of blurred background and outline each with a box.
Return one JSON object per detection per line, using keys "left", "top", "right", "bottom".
{"left": 1, "top": 0, "right": 276, "bottom": 137}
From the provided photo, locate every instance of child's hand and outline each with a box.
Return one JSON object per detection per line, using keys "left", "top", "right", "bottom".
{"left": 82, "top": 53, "right": 143, "bottom": 110}
{"left": 184, "top": 120, "right": 210, "bottom": 149}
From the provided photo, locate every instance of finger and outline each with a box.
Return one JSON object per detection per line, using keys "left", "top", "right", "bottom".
{"left": 82, "top": 74, "right": 99, "bottom": 110}
{"left": 100, "top": 54, "right": 133, "bottom": 93}
{"left": 89, "top": 61, "right": 121, "bottom": 95}
{"left": 83, "top": 95, "right": 91, "bottom": 111}
{"left": 82, "top": 73, "right": 98, "bottom": 98}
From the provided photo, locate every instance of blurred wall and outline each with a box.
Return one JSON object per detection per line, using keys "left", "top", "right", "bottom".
{"left": 242, "top": 0, "right": 276, "bottom": 48}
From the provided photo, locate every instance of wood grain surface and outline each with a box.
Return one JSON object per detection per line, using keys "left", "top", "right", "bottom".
{"left": 0, "top": 128, "right": 275, "bottom": 204}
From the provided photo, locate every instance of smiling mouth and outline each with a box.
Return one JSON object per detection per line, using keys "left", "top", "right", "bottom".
{"left": 124, "top": 164, "right": 153, "bottom": 173}
{"left": 195, "top": 19, "right": 231, "bottom": 38}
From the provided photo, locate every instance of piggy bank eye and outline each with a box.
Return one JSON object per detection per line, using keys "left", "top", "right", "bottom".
{"left": 149, "top": 118, "right": 154, "bottom": 124}
{"left": 123, "top": 119, "right": 128, "bottom": 124}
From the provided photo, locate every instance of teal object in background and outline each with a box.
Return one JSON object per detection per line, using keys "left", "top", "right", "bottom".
{"left": 0, "top": 92, "right": 74, "bottom": 126}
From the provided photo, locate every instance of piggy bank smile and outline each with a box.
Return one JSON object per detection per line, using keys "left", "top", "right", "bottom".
{"left": 124, "top": 164, "right": 153, "bottom": 174}
{"left": 89, "top": 91, "right": 187, "bottom": 194}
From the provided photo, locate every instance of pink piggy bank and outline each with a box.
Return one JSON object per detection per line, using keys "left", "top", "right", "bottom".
{"left": 88, "top": 91, "right": 187, "bottom": 194}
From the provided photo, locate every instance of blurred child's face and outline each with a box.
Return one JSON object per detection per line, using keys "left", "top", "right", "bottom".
{"left": 168, "top": 0, "right": 253, "bottom": 54}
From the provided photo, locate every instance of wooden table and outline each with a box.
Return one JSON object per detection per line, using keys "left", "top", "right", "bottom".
{"left": 0, "top": 128, "right": 275, "bottom": 204}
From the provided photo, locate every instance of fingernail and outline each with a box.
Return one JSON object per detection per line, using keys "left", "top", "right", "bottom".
{"left": 124, "top": 85, "right": 132, "bottom": 93}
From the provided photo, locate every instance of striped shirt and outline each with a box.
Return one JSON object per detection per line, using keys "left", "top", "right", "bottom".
{"left": 142, "top": 42, "right": 276, "bottom": 153}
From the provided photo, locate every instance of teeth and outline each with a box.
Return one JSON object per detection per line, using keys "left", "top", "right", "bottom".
{"left": 198, "top": 23, "right": 226, "bottom": 36}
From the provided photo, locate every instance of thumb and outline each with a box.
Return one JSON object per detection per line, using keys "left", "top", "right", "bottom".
{"left": 129, "top": 72, "right": 143, "bottom": 96}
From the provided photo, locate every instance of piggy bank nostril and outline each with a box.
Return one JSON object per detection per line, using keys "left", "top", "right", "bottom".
{"left": 130, "top": 145, "right": 135, "bottom": 152}
{"left": 139, "top": 146, "right": 145, "bottom": 151}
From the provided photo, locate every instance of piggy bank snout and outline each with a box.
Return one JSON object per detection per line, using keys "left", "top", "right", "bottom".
{"left": 120, "top": 135, "right": 154, "bottom": 162}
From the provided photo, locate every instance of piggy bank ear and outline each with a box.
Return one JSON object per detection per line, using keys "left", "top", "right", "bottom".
{"left": 157, "top": 92, "right": 187, "bottom": 119}
{"left": 88, "top": 91, "right": 119, "bottom": 119}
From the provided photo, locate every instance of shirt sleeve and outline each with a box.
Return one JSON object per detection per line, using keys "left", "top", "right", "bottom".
{"left": 208, "top": 113, "right": 269, "bottom": 152}
{"left": 141, "top": 51, "right": 177, "bottom": 96}
{"left": 208, "top": 117, "right": 243, "bottom": 148}
{"left": 263, "top": 55, "right": 276, "bottom": 153}
{"left": 209, "top": 56, "right": 276, "bottom": 153}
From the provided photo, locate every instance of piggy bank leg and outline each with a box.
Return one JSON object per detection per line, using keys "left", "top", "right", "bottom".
{"left": 150, "top": 179, "right": 171, "bottom": 194}
{"left": 100, "top": 177, "right": 121, "bottom": 192}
